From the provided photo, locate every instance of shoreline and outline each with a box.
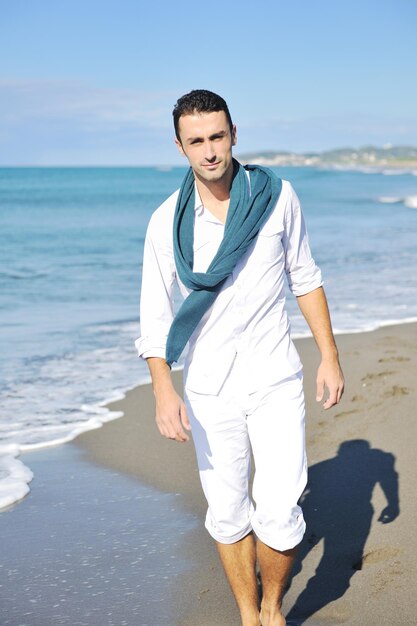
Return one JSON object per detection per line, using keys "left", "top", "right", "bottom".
{"left": 3, "top": 317, "right": 417, "bottom": 514}
{"left": 1, "top": 320, "right": 416, "bottom": 624}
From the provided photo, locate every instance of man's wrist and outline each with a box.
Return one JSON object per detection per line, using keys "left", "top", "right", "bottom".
{"left": 146, "top": 357, "right": 174, "bottom": 394}
{"left": 152, "top": 376, "right": 175, "bottom": 396}
{"left": 319, "top": 346, "right": 339, "bottom": 362}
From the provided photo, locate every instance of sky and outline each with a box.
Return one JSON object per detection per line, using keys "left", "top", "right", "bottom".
{"left": 1, "top": 0, "right": 416, "bottom": 165}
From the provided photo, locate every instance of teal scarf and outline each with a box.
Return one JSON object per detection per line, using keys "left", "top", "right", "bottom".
{"left": 165, "top": 159, "right": 282, "bottom": 366}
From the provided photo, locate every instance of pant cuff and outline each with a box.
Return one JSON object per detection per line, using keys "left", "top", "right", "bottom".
{"left": 252, "top": 518, "right": 306, "bottom": 552}
{"left": 205, "top": 519, "right": 254, "bottom": 544}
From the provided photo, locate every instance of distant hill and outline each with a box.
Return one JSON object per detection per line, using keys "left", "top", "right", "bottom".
{"left": 237, "top": 145, "right": 417, "bottom": 169}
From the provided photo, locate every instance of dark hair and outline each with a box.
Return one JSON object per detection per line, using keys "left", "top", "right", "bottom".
{"left": 173, "top": 89, "right": 233, "bottom": 141}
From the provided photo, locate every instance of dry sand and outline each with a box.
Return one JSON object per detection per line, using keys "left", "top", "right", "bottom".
{"left": 2, "top": 322, "right": 416, "bottom": 625}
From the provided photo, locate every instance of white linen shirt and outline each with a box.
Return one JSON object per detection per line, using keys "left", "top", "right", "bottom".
{"left": 135, "top": 176, "right": 323, "bottom": 394}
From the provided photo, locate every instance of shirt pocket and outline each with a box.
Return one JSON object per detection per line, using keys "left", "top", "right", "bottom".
{"left": 255, "top": 230, "right": 284, "bottom": 263}
{"left": 254, "top": 208, "right": 285, "bottom": 263}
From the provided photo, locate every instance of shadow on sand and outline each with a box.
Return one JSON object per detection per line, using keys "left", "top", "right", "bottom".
{"left": 285, "top": 439, "right": 399, "bottom": 625}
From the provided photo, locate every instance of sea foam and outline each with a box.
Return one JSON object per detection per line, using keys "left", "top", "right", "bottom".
{"left": 0, "top": 446, "right": 34, "bottom": 510}
{"left": 404, "top": 195, "right": 417, "bottom": 209}
{"left": 0, "top": 401, "right": 125, "bottom": 511}
{"left": 378, "top": 194, "right": 417, "bottom": 208}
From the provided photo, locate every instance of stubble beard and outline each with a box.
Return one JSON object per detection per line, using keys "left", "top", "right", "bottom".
{"left": 195, "top": 158, "right": 233, "bottom": 186}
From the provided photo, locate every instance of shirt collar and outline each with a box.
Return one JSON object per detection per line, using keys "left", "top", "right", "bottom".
{"left": 193, "top": 167, "right": 252, "bottom": 218}
{"left": 194, "top": 182, "right": 204, "bottom": 216}
{"left": 193, "top": 183, "right": 225, "bottom": 225}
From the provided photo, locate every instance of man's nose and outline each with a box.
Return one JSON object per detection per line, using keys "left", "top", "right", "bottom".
{"left": 204, "top": 141, "right": 216, "bottom": 162}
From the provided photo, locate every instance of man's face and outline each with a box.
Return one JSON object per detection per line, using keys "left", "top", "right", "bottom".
{"left": 175, "top": 110, "right": 237, "bottom": 185}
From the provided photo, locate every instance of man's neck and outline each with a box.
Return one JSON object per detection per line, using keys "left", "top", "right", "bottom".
{"left": 194, "top": 165, "right": 234, "bottom": 225}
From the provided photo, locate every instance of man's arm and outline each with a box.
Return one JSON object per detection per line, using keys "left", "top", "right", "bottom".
{"left": 146, "top": 357, "right": 191, "bottom": 442}
{"left": 282, "top": 183, "right": 344, "bottom": 409}
{"left": 136, "top": 196, "right": 191, "bottom": 442}
{"left": 376, "top": 451, "right": 399, "bottom": 524}
{"left": 296, "top": 286, "right": 344, "bottom": 409}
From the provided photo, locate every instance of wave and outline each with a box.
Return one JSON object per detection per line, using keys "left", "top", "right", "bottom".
{"left": 0, "top": 269, "right": 50, "bottom": 280}
{"left": 0, "top": 399, "right": 125, "bottom": 511}
{"left": 0, "top": 445, "right": 34, "bottom": 510}
{"left": 378, "top": 195, "right": 417, "bottom": 209}
{"left": 378, "top": 196, "right": 402, "bottom": 204}
{"left": 381, "top": 168, "right": 416, "bottom": 176}
{"left": 404, "top": 195, "right": 417, "bottom": 209}
{"left": 318, "top": 164, "right": 417, "bottom": 176}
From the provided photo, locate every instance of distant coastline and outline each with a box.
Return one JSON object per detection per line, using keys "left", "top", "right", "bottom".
{"left": 237, "top": 145, "right": 417, "bottom": 170}
{"left": 2, "top": 145, "right": 417, "bottom": 170}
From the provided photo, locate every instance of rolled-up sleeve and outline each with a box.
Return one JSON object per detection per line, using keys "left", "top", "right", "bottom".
{"left": 283, "top": 183, "right": 323, "bottom": 296}
{"left": 135, "top": 206, "right": 177, "bottom": 360}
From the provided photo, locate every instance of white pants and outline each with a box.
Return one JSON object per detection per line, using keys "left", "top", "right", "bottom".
{"left": 184, "top": 362, "right": 307, "bottom": 552}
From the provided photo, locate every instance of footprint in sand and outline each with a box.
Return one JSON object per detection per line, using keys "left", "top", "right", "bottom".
{"left": 353, "top": 547, "right": 402, "bottom": 570}
{"left": 354, "top": 548, "right": 405, "bottom": 596}
{"left": 383, "top": 385, "right": 409, "bottom": 397}
{"left": 361, "top": 371, "right": 395, "bottom": 384}
{"left": 378, "top": 356, "right": 410, "bottom": 363}
{"left": 333, "top": 409, "right": 358, "bottom": 420}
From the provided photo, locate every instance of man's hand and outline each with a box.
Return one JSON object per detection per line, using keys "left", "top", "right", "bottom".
{"left": 377, "top": 504, "right": 399, "bottom": 524}
{"left": 316, "top": 357, "right": 345, "bottom": 409}
{"left": 146, "top": 357, "right": 191, "bottom": 442}
{"left": 155, "top": 385, "right": 191, "bottom": 442}
{"left": 296, "top": 287, "right": 344, "bottom": 409}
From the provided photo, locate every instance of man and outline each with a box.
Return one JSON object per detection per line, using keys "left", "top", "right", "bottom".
{"left": 136, "top": 89, "right": 344, "bottom": 626}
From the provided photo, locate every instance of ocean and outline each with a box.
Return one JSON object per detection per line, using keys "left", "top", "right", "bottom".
{"left": 1, "top": 165, "right": 417, "bottom": 510}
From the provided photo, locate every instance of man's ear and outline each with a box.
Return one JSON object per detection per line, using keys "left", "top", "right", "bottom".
{"left": 175, "top": 137, "right": 185, "bottom": 156}
{"left": 231, "top": 124, "right": 237, "bottom": 147}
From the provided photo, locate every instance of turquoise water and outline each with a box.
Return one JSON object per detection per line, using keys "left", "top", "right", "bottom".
{"left": 1, "top": 165, "right": 417, "bottom": 507}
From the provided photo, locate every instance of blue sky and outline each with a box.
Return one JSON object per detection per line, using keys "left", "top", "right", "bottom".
{"left": 1, "top": 0, "right": 416, "bottom": 165}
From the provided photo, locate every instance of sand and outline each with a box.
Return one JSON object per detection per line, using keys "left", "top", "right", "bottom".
{"left": 2, "top": 322, "right": 417, "bottom": 625}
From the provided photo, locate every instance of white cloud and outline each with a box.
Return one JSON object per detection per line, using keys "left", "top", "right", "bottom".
{"left": 0, "top": 79, "right": 175, "bottom": 129}
{"left": 0, "top": 79, "right": 183, "bottom": 164}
